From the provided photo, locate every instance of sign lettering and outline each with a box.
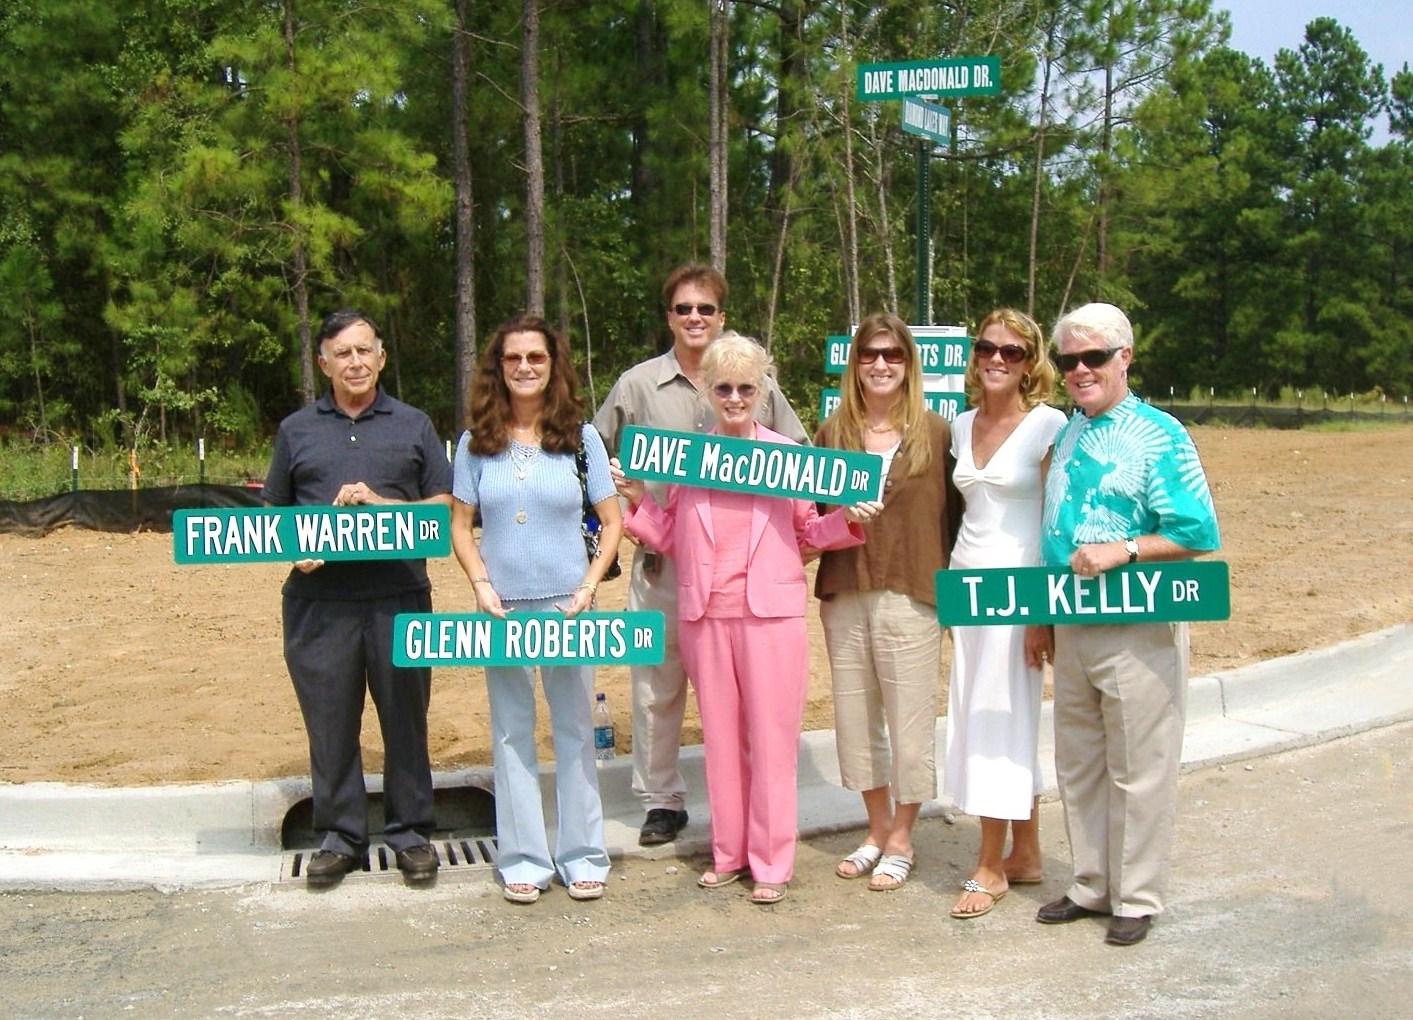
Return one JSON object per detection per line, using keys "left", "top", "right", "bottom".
{"left": 173, "top": 505, "right": 450, "bottom": 564}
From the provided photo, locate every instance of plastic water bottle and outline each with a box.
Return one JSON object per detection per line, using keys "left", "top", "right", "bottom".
{"left": 592, "top": 692, "right": 616, "bottom": 761}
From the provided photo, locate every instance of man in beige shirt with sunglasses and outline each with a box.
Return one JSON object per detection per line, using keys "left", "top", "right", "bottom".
{"left": 594, "top": 264, "right": 807, "bottom": 846}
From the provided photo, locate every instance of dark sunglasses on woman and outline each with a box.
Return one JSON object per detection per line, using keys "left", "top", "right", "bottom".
{"left": 971, "top": 340, "right": 1029, "bottom": 364}
{"left": 856, "top": 346, "right": 907, "bottom": 365}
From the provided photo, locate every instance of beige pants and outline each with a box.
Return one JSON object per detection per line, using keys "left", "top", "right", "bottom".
{"left": 1053, "top": 622, "right": 1188, "bottom": 918}
{"left": 821, "top": 590, "right": 940, "bottom": 804}
{"left": 626, "top": 549, "right": 689, "bottom": 811}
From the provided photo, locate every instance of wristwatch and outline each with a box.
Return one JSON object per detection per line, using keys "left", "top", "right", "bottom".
{"left": 1123, "top": 539, "right": 1140, "bottom": 563}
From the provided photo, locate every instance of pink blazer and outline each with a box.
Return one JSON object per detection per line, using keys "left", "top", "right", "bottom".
{"left": 624, "top": 424, "right": 865, "bottom": 621}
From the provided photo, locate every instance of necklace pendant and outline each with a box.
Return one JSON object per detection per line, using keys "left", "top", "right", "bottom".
{"left": 515, "top": 510, "right": 528, "bottom": 525}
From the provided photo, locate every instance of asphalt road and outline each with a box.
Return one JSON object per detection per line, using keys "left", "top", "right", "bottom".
{"left": 1, "top": 720, "right": 1410, "bottom": 1020}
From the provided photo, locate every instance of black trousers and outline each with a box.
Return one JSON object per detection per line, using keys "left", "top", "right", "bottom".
{"left": 282, "top": 589, "right": 434, "bottom": 855}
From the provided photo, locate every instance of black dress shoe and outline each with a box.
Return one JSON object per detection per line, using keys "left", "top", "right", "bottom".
{"left": 305, "top": 850, "right": 358, "bottom": 886}
{"left": 1036, "top": 895, "right": 1108, "bottom": 924}
{"left": 1105, "top": 915, "right": 1153, "bottom": 946}
{"left": 638, "top": 808, "right": 689, "bottom": 846}
{"left": 395, "top": 844, "right": 440, "bottom": 881}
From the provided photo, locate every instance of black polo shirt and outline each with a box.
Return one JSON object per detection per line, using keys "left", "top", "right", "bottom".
{"left": 263, "top": 388, "right": 452, "bottom": 601}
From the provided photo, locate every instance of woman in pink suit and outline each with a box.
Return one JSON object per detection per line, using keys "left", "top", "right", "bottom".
{"left": 611, "top": 334, "right": 883, "bottom": 903}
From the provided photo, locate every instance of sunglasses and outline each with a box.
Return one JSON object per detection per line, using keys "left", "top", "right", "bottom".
{"left": 1055, "top": 347, "right": 1123, "bottom": 373}
{"left": 711, "top": 382, "right": 758, "bottom": 399}
{"left": 856, "top": 346, "right": 907, "bottom": 365}
{"left": 972, "top": 339, "right": 1029, "bottom": 364}
{"left": 502, "top": 351, "right": 550, "bottom": 367}
{"left": 672, "top": 303, "right": 719, "bottom": 317}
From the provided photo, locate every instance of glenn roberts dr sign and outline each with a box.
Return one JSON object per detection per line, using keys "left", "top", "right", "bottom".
{"left": 934, "top": 561, "right": 1230, "bottom": 626}
{"left": 172, "top": 504, "right": 450, "bottom": 564}
{"left": 618, "top": 425, "right": 883, "bottom": 504}
{"left": 394, "top": 611, "right": 666, "bottom": 667}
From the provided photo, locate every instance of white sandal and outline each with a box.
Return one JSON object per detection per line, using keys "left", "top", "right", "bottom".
{"left": 868, "top": 854, "right": 914, "bottom": 892}
{"left": 835, "top": 844, "right": 883, "bottom": 879}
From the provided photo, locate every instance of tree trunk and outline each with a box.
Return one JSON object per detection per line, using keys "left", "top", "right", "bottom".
{"left": 839, "top": 1, "right": 860, "bottom": 325}
{"left": 869, "top": 113, "right": 898, "bottom": 313}
{"left": 1027, "top": 11, "right": 1059, "bottom": 318}
{"left": 283, "top": 0, "right": 315, "bottom": 405}
{"left": 452, "top": 0, "right": 478, "bottom": 433}
{"left": 521, "top": 0, "right": 545, "bottom": 315}
{"left": 1097, "top": 59, "right": 1113, "bottom": 285}
{"left": 708, "top": 0, "right": 728, "bottom": 273}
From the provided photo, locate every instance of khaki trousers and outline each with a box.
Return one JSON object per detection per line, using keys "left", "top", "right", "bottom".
{"left": 626, "top": 549, "right": 690, "bottom": 811}
{"left": 1052, "top": 622, "right": 1188, "bottom": 918}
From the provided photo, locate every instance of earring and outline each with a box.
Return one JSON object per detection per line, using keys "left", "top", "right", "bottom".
{"left": 1021, "top": 372, "right": 1031, "bottom": 388}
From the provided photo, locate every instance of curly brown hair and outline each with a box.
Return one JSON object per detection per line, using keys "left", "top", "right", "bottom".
{"left": 467, "top": 315, "right": 585, "bottom": 455}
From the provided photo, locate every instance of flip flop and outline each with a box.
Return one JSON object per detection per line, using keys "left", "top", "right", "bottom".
{"left": 751, "top": 882, "right": 787, "bottom": 905}
{"left": 1007, "top": 874, "right": 1044, "bottom": 886}
{"left": 868, "top": 854, "right": 914, "bottom": 892}
{"left": 950, "top": 878, "right": 1007, "bottom": 919}
{"left": 697, "top": 868, "right": 745, "bottom": 889}
{"left": 567, "top": 881, "right": 604, "bottom": 901}
{"left": 835, "top": 844, "right": 883, "bottom": 879}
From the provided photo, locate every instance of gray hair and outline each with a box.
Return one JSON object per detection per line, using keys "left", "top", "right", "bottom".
{"left": 702, "top": 332, "right": 775, "bottom": 386}
{"left": 1052, "top": 303, "right": 1133, "bottom": 350}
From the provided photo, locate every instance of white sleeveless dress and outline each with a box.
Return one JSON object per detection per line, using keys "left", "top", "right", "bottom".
{"left": 943, "top": 404, "right": 1067, "bottom": 819}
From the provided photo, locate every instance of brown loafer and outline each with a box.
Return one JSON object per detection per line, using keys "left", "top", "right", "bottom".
{"left": 1036, "top": 895, "right": 1108, "bottom": 924}
{"left": 1105, "top": 915, "right": 1153, "bottom": 946}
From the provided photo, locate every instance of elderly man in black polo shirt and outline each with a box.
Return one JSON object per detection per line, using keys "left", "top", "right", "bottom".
{"left": 263, "top": 309, "right": 453, "bottom": 887}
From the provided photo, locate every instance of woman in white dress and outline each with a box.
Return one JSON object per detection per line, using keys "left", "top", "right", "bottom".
{"left": 945, "top": 308, "right": 1065, "bottom": 919}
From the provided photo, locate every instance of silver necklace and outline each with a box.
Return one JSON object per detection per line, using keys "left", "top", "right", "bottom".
{"left": 509, "top": 439, "right": 540, "bottom": 524}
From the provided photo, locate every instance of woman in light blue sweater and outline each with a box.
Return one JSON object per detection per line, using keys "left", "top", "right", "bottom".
{"left": 451, "top": 315, "right": 622, "bottom": 904}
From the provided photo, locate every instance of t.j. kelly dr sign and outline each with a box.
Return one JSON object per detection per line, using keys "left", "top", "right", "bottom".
{"left": 935, "top": 561, "right": 1231, "bottom": 626}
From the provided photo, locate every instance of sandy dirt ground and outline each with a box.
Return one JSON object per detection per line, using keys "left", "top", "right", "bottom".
{"left": 2, "top": 426, "right": 1410, "bottom": 786}
{"left": 0, "top": 723, "right": 1409, "bottom": 1019}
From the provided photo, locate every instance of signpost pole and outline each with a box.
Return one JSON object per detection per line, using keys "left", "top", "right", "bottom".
{"left": 915, "top": 140, "right": 930, "bottom": 326}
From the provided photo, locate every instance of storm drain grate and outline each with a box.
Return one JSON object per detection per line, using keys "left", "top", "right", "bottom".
{"left": 280, "top": 837, "right": 498, "bottom": 884}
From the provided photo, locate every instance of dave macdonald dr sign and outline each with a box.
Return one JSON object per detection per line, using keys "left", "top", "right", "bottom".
{"left": 172, "top": 505, "right": 450, "bottom": 564}
{"left": 935, "top": 561, "right": 1230, "bottom": 626}
{"left": 618, "top": 426, "right": 883, "bottom": 504}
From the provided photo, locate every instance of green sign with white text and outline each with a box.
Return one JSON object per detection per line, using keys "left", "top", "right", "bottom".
{"left": 393, "top": 611, "right": 665, "bottom": 666}
{"left": 618, "top": 426, "right": 883, "bottom": 504}
{"left": 901, "top": 97, "right": 952, "bottom": 146}
{"left": 856, "top": 56, "right": 1001, "bottom": 101}
{"left": 934, "top": 562, "right": 1231, "bottom": 626}
{"left": 819, "top": 388, "right": 966, "bottom": 423}
{"left": 173, "top": 505, "right": 451, "bottom": 564}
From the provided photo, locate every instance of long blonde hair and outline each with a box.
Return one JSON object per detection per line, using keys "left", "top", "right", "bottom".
{"left": 966, "top": 308, "right": 1056, "bottom": 410}
{"left": 819, "top": 312, "right": 932, "bottom": 478}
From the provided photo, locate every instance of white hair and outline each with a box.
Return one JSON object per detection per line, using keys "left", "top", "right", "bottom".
{"left": 1052, "top": 303, "right": 1133, "bottom": 349}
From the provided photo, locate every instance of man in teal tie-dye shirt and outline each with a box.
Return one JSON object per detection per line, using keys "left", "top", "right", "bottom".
{"left": 1034, "top": 303, "right": 1220, "bottom": 948}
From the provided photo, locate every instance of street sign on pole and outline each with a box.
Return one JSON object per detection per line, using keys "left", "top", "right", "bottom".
{"left": 857, "top": 56, "right": 1001, "bottom": 102}
{"left": 901, "top": 98, "right": 951, "bottom": 147}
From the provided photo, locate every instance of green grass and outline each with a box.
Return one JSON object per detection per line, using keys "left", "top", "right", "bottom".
{"left": 0, "top": 439, "right": 273, "bottom": 501}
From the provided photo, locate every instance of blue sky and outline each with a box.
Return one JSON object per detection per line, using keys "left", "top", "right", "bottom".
{"left": 1221, "top": 2, "right": 1410, "bottom": 83}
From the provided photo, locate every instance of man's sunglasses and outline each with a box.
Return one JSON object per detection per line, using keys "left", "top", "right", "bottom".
{"left": 972, "top": 340, "right": 1029, "bottom": 364}
{"left": 1055, "top": 347, "right": 1124, "bottom": 373}
{"left": 856, "top": 346, "right": 907, "bottom": 365}
{"left": 672, "top": 303, "right": 719, "bottom": 317}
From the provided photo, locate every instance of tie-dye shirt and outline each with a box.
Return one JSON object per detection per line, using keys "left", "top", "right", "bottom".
{"left": 1042, "top": 393, "right": 1219, "bottom": 567}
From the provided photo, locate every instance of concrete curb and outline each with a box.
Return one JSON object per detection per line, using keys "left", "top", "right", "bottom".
{"left": 3, "top": 624, "right": 1410, "bottom": 891}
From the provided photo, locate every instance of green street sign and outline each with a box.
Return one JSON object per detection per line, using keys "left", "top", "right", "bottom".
{"left": 173, "top": 504, "right": 451, "bottom": 564}
{"left": 824, "top": 334, "right": 971, "bottom": 375}
{"left": 857, "top": 56, "right": 1001, "bottom": 102}
{"left": 819, "top": 389, "right": 966, "bottom": 423}
{"left": 393, "top": 611, "right": 665, "bottom": 666}
{"left": 934, "top": 561, "right": 1230, "bottom": 627}
{"left": 901, "top": 97, "right": 951, "bottom": 146}
{"left": 618, "top": 426, "right": 883, "bottom": 504}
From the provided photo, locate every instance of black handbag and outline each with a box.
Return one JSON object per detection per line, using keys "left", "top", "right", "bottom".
{"left": 574, "top": 427, "right": 622, "bottom": 580}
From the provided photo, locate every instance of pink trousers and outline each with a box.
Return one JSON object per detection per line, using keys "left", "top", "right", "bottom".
{"left": 679, "top": 614, "right": 808, "bottom": 885}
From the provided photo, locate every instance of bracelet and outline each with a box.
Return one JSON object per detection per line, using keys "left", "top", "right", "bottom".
{"left": 575, "top": 582, "right": 598, "bottom": 595}
{"left": 471, "top": 577, "right": 490, "bottom": 585}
